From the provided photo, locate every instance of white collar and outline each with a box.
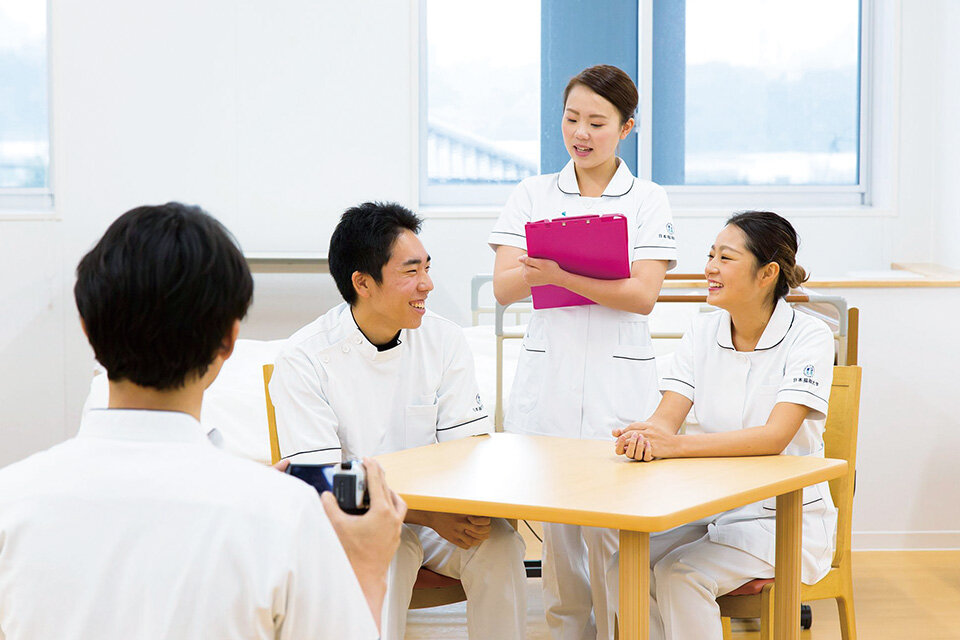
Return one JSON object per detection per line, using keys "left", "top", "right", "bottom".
{"left": 716, "top": 298, "right": 796, "bottom": 352}
{"left": 78, "top": 409, "right": 212, "bottom": 445}
{"left": 323, "top": 303, "right": 406, "bottom": 362}
{"left": 557, "top": 158, "right": 635, "bottom": 197}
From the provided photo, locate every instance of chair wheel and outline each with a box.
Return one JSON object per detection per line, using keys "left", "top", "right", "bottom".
{"left": 800, "top": 604, "right": 812, "bottom": 629}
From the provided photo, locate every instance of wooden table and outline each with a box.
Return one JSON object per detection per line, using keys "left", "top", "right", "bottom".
{"left": 375, "top": 432, "right": 847, "bottom": 640}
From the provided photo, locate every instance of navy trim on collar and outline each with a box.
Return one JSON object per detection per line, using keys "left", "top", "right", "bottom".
{"left": 557, "top": 180, "right": 578, "bottom": 196}
{"left": 754, "top": 309, "right": 796, "bottom": 351}
{"left": 555, "top": 159, "right": 635, "bottom": 197}
{"left": 716, "top": 298, "right": 795, "bottom": 352}
{"left": 603, "top": 177, "right": 634, "bottom": 198}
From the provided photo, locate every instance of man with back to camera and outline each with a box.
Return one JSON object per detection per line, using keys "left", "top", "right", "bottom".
{"left": 269, "top": 201, "right": 528, "bottom": 640}
{"left": 0, "top": 203, "right": 405, "bottom": 640}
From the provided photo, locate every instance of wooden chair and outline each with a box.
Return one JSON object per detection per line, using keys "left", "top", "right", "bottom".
{"left": 717, "top": 365, "right": 862, "bottom": 639}
{"left": 845, "top": 307, "right": 859, "bottom": 366}
{"left": 262, "top": 364, "right": 468, "bottom": 609}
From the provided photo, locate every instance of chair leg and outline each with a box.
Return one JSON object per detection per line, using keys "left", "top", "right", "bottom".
{"left": 721, "top": 616, "right": 733, "bottom": 639}
{"left": 837, "top": 593, "right": 858, "bottom": 640}
{"left": 759, "top": 586, "right": 775, "bottom": 640}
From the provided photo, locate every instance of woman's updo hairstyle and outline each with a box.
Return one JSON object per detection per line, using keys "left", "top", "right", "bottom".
{"left": 726, "top": 211, "right": 808, "bottom": 300}
{"left": 563, "top": 64, "right": 638, "bottom": 126}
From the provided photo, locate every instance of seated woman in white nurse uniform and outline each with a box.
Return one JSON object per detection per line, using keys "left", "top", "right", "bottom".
{"left": 613, "top": 210, "right": 837, "bottom": 640}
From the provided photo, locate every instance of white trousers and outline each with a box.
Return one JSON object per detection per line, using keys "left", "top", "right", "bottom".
{"left": 382, "top": 519, "right": 527, "bottom": 640}
{"left": 609, "top": 524, "right": 774, "bottom": 640}
{"left": 542, "top": 522, "right": 619, "bottom": 640}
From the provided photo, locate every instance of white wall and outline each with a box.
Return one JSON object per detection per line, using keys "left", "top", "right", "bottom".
{"left": 1, "top": 1, "right": 958, "bottom": 548}
{"left": 838, "top": 287, "right": 960, "bottom": 549}
{"left": 931, "top": 1, "right": 960, "bottom": 269}
{"left": 0, "top": 222, "right": 68, "bottom": 460}
{"left": 50, "top": 0, "right": 415, "bottom": 253}
{"left": 3, "top": 0, "right": 417, "bottom": 467}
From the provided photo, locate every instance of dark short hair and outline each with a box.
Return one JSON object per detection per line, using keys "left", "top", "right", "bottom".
{"left": 75, "top": 203, "right": 253, "bottom": 390}
{"left": 726, "top": 210, "right": 809, "bottom": 300}
{"left": 563, "top": 64, "right": 639, "bottom": 125}
{"left": 328, "top": 202, "right": 422, "bottom": 305}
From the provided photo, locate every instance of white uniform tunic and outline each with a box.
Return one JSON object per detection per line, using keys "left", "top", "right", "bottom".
{"left": 0, "top": 409, "right": 376, "bottom": 640}
{"left": 660, "top": 298, "right": 838, "bottom": 583}
{"left": 269, "top": 303, "right": 527, "bottom": 640}
{"left": 608, "top": 299, "right": 839, "bottom": 640}
{"left": 489, "top": 160, "right": 676, "bottom": 640}
{"left": 488, "top": 159, "right": 677, "bottom": 440}
{"left": 270, "top": 303, "right": 491, "bottom": 464}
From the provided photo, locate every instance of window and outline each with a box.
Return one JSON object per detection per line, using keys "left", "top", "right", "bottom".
{"left": 420, "top": 0, "right": 882, "bottom": 211}
{"left": 653, "top": 0, "right": 860, "bottom": 188}
{"left": 0, "top": 0, "right": 51, "bottom": 210}
{"left": 419, "top": 0, "right": 540, "bottom": 206}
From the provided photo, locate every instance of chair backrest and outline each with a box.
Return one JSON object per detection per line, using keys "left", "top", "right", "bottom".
{"left": 263, "top": 364, "right": 281, "bottom": 465}
{"left": 822, "top": 365, "right": 862, "bottom": 569}
{"left": 846, "top": 307, "right": 859, "bottom": 365}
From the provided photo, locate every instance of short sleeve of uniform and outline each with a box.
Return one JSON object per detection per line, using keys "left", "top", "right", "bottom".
{"left": 659, "top": 319, "right": 696, "bottom": 401}
{"left": 631, "top": 183, "right": 677, "bottom": 269}
{"left": 435, "top": 328, "right": 492, "bottom": 442}
{"left": 270, "top": 347, "right": 343, "bottom": 464}
{"left": 276, "top": 494, "right": 378, "bottom": 640}
{"left": 488, "top": 180, "right": 533, "bottom": 251}
{"left": 776, "top": 320, "right": 834, "bottom": 421}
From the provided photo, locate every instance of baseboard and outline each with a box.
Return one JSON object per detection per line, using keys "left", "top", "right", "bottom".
{"left": 852, "top": 530, "right": 960, "bottom": 550}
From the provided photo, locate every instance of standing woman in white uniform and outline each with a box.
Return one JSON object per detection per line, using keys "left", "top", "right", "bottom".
{"left": 614, "top": 211, "right": 838, "bottom": 640}
{"left": 488, "top": 64, "right": 677, "bottom": 640}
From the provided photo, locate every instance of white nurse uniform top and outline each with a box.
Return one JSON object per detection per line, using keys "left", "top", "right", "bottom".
{"left": 488, "top": 159, "right": 678, "bottom": 440}
{"left": 269, "top": 302, "right": 490, "bottom": 463}
{"left": 661, "top": 298, "right": 838, "bottom": 583}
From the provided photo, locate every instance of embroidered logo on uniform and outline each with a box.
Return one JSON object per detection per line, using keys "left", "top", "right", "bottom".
{"left": 560, "top": 211, "right": 567, "bottom": 217}
{"left": 659, "top": 222, "right": 676, "bottom": 241}
{"left": 793, "top": 365, "right": 820, "bottom": 386}
{"left": 474, "top": 393, "right": 484, "bottom": 412}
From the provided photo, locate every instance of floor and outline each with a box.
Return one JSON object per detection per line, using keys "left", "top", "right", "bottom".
{"left": 405, "top": 550, "right": 960, "bottom": 639}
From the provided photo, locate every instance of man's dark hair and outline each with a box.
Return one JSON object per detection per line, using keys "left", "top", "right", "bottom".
{"left": 75, "top": 203, "right": 253, "bottom": 390}
{"left": 328, "top": 201, "right": 422, "bottom": 305}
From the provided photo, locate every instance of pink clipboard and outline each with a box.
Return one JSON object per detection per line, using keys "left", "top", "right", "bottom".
{"left": 525, "top": 214, "right": 629, "bottom": 309}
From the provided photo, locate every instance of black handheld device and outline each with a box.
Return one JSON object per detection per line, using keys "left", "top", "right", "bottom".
{"left": 286, "top": 461, "right": 370, "bottom": 515}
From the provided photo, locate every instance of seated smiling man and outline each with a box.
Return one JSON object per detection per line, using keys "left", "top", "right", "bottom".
{"left": 270, "top": 201, "right": 527, "bottom": 640}
{"left": 0, "top": 203, "right": 405, "bottom": 640}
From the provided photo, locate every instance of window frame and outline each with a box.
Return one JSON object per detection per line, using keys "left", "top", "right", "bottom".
{"left": 416, "top": 0, "right": 539, "bottom": 208}
{"left": 638, "top": 0, "right": 893, "bottom": 215}
{"left": 0, "top": 0, "right": 55, "bottom": 217}
{"left": 416, "top": 0, "right": 899, "bottom": 218}
{"left": 0, "top": 189, "right": 54, "bottom": 215}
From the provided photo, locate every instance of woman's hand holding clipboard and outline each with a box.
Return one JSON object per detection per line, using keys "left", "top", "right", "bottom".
{"left": 524, "top": 214, "right": 629, "bottom": 309}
